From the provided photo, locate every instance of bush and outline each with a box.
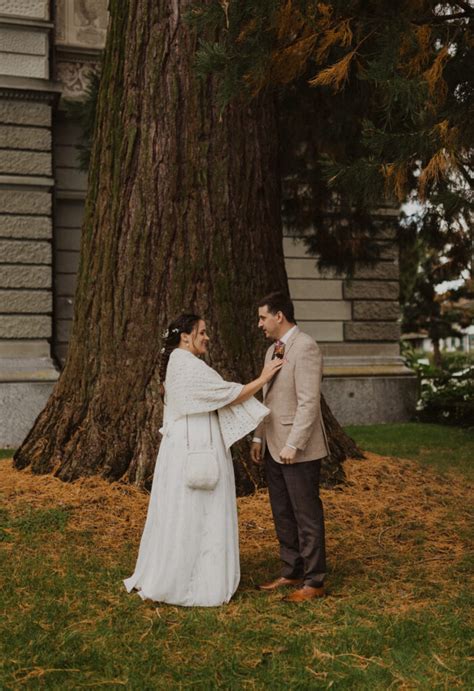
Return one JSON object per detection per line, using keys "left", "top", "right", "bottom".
{"left": 402, "top": 347, "right": 474, "bottom": 427}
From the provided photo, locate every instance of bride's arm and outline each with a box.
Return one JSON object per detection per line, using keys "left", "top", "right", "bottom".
{"left": 230, "top": 359, "right": 284, "bottom": 405}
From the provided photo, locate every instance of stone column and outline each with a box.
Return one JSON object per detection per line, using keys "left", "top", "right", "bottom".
{"left": 0, "top": 1, "right": 60, "bottom": 447}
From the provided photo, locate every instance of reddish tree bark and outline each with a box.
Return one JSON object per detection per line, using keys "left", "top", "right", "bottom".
{"left": 14, "top": 0, "right": 361, "bottom": 493}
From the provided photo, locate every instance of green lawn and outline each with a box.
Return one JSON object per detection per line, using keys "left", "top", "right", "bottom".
{"left": 1, "top": 500, "right": 471, "bottom": 689}
{"left": 0, "top": 448, "right": 14, "bottom": 460}
{"left": 346, "top": 422, "right": 474, "bottom": 480}
{"left": 1, "top": 425, "right": 472, "bottom": 689}
{"left": 1, "top": 545, "right": 471, "bottom": 689}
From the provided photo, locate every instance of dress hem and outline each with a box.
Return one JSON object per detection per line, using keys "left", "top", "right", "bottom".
{"left": 123, "top": 578, "right": 236, "bottom": 607}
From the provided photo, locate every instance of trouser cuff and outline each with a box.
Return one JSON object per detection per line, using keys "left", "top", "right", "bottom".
{"left": 282, "top": 569, "right": 304, "bottom": 580}
{"left": 304, "top": 576, "right": 325, "bottom": 588}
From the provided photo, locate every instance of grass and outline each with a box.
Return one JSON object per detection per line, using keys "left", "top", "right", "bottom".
{"left": 1, "top": 426, "right": 473, "bottom": 689}
{"left": 346, "top": 422, "right": 474, "bottom": 480}
{"left": 0, "top": 448, "right": 15, "bottom": 460}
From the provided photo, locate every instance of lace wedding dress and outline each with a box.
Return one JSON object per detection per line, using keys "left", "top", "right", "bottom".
{"left": 124, "top": 348, "right": 269, "bottom": 606}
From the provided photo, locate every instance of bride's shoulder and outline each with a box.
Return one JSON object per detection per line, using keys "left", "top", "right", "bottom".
{"left": 168, "top": 348, "right": 206, "bottom": 370}
{"left": 169, "top": 348, "right": 196, "bottom": 361}
{"left": 170, "top": 349, "right": 220, "bottom": 377}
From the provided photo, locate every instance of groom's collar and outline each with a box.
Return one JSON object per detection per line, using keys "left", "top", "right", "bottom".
{"left": 278, "top": 324, "right": 299, "bottom": 345}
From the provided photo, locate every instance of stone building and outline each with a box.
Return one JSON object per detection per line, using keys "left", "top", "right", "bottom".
{"left": 0, "top": 1, "right": 416, "bottom": 447}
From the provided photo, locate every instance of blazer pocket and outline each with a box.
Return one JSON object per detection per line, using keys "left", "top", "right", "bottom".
{"left": 280, "top": 416, "right": 295, "bottom": 425}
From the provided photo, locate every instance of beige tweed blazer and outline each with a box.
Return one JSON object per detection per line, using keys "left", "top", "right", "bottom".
{"left": 254, "top": 328, "right": 329, "bottom": 464}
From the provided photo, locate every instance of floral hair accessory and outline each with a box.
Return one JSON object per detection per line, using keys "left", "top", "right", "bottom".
{"left": 162, "top": 327, "right": 180, "bottom": 339}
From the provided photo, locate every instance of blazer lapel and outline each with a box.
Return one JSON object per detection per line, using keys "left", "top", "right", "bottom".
{"left": 264, "top": 327, "right": 300, "bottom": 398}
{"left": 282, "top": 327, "right": 300, "bottom": 358}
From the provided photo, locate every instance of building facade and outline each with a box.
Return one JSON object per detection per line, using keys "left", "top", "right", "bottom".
{"left": 0, "top": 1, "right": 416, "bottom": 447}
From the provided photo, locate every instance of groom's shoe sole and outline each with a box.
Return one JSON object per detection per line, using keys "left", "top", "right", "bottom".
{"left": 258, "top": 577, "right": 304, "bottom": 591}
{"left": 283, "top": 585, "right": 325, "bottom": 602}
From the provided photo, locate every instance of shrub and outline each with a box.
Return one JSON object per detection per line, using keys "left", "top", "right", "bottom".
{"left": 402, "top": 347, "right": 474, "bottom": 427}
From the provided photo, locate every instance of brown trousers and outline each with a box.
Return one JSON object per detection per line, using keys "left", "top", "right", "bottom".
{"left": 265, "top": 450, "right": 326, "bottom": 586}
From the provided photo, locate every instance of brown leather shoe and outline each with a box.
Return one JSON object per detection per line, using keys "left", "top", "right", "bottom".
{"left": 258, "top": 577, "right": 304, "bottom": 591}
{"left": 283, "top": 585, "right": 325, "bottom": 602}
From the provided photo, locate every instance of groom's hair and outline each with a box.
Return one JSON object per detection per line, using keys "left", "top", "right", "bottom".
{"left": 258, "top": 291, "right": 296, "bottom": 324}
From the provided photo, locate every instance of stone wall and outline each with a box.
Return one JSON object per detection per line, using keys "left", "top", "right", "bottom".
{"left": 285, "top": 222, "right": 401, "bottom": 346}
{"left": 284, "top": 222, "right": 416, "bottom": 424}
{"left": 0, "top": 100, "right": 53, "bottom": 343}
{"left": 0, "top": 2, "right": 60, "bottom": 447}
{"left": 0, "top": 1, "right": 50, "bottom": 78}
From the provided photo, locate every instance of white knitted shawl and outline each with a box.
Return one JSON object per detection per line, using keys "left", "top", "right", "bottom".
{"left": 161, "top": 348, "right": 269, "bottom": 450}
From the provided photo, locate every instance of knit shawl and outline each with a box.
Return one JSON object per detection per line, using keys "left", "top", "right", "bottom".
{"left": 161, "top": 348, "right": 269, "bottom": 450}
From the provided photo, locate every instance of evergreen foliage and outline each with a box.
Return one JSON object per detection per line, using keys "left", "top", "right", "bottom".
{"left": 192, "top": 1, "right": 473, "bottom": 275}
{"left": 69, "top": 3, "right": 473, "bottom": 283}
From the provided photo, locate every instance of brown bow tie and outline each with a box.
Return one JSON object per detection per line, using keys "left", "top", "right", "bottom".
{"left": 272, "top": 340, "right": 285, "bottom": 360}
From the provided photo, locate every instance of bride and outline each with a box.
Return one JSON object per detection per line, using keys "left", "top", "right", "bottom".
{"left": 124, "top": 313, "right": 283, "bottom": 607}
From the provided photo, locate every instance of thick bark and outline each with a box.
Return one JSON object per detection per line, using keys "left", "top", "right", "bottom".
{"left": 14, "top": 0, "right": 361, "bottom": 494}
{"left": 320, "top": 396, "right": 364, "bottom": 486}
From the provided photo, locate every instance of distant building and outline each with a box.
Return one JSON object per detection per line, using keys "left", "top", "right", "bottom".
{"left": 403, "top": 325, "right": 474, "bottom": 354}
{"left": 0, "top": 1, "right": 416, "bottom": 446}
{"left": 402, "top": 293, "right": 474, "bottom": 354}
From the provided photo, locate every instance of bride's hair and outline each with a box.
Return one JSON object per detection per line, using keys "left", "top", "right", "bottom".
{"left": 159, "top": 313, "right": 201, "bottom": 400}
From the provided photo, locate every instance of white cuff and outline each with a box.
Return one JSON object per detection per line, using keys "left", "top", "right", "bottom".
{"left": 286, "top": 442, "right": 297, "bottom": 450}
{"left": 252, "top": 437, "right": 262, "bottom": 444}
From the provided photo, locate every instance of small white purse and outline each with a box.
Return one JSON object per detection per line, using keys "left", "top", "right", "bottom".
{"left": 184, "top": 413, "right": 219, "bottom": 491}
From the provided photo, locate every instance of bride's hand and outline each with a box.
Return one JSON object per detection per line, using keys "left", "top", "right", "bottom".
{"left": 260, "top": 359, "right": 285, "bottom": 383}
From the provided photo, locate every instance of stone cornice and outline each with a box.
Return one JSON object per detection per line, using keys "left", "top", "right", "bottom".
{"left": 0, "top": 16, "right": 53, "bottom": 30}
{"left": 0, "top": 175, "right": 54, "bottom": 189}
{"left": 0, "top": 75, "right": 62, "bottom": 103}
{"left": 55, "top": 45, "right": 102, "bottom": 62}
{"left": 0, "top": 358, "right": 59, "bottom": 383}
{"left": 323, "top": 355, "right": 414, "bottom": 377}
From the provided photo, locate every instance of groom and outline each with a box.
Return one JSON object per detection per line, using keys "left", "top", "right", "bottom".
{"left": 251, "top": 291, "right": 329, "bottom": 602}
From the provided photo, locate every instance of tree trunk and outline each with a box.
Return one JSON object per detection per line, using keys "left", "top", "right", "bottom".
{"left": 320, "top": 396, "right": 363, "bottom": 486}
{"left": 14, "top": 0, "right": 361, "bottom": 494}
{"left": 432, "top": 339, "right": 442, "bottom": 368}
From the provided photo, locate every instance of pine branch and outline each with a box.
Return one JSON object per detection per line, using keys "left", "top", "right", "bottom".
{"left": 414, "top": 12, "right": 474, "bottom": 24}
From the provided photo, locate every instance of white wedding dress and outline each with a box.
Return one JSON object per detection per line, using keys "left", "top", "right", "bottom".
{"left": 124, "top": 348, "right": 269, "bottom": 607}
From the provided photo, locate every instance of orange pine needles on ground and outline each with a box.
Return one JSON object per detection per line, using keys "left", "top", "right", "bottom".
{"left": 1, "top": 451, "right": 471, "bottom": 605}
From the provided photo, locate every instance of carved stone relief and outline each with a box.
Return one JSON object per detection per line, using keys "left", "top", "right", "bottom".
{"left": 56, "top": 60, "right": 99, "bottom": 98}
{"left": 55, "top": 0, "right": 108, "bottom": 49}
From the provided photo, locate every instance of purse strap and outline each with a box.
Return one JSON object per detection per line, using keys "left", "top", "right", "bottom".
{"left": 185, "top": 413, "right": 214, "bottom": 450}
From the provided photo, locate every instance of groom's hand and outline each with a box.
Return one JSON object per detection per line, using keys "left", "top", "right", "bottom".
{"left": 250, "top": 442, "right": 262, "bottom": 464}
{"left": 279, "top": 446, "right": 297, "bottom": 464}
